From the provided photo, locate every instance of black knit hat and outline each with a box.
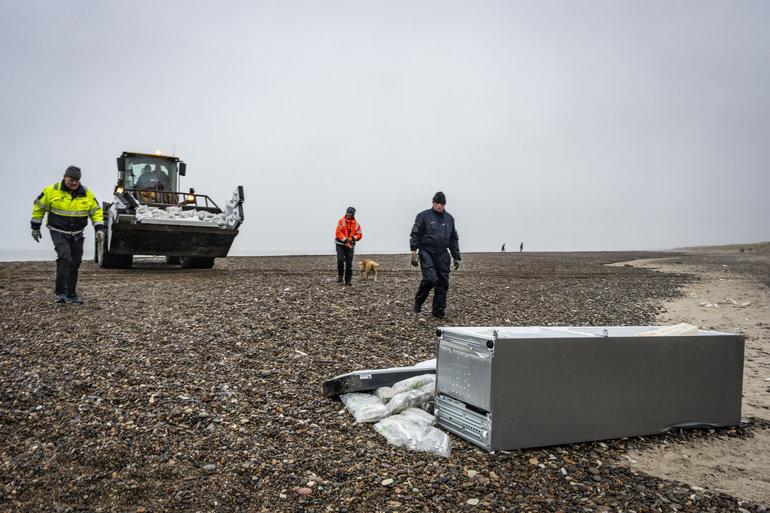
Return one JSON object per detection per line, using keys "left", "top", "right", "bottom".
{"left": 432, "top": 191, "right": 446, "bottom": 205}
{"left": 346, "top": 206, "right": 356, "bottom": 216}
{"left": 64, "top": 166, "right": 81, "bottom": 180}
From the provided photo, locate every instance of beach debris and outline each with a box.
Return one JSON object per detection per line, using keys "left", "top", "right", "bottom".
{"left": 374, "top": 415, "right": 451, "bottom": 457}
{"left": 340, "top": 393, "right": 389, "bottom": 423}
{"left": 135, "top": 205, "right": 229, "bottom": 227}
{"left": 323, "top": 359, "right": 436, "bottom": 397}
{"left": 391, "top": 374, "right": 436, "bottom": 394}
{"left": 375, "top": 386, "right": 397, "bottom": 402}
{"left": 386, "top": 382, "right": 435, "bottom": 414}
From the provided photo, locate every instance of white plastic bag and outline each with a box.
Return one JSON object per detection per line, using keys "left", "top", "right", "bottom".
{"left": 399, "top": 407, "right": 435, "bottom": 428}
{"left": 376, "top": 386, "right": 397, "bottom": 402}
{"left": 374, "top": 415, "right": 419, "bottom": 447}
{"left": 391, "top": 374, "right": 436, "bottom": 394}
{"left": 412, "top": 425, "right": 451, "bottom": 458}
{"left": 374, "top": 415, "right": 451, "bottom": 458}
{"left": 340, "top": 393, "right": 389, "bottom": 423}
{"left": 387, "top": 382, "right": 435, "bottom": 414}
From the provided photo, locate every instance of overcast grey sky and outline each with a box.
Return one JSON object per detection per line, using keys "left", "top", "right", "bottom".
{"left": 1, "top": 0, "right": 768, "bottom": 257}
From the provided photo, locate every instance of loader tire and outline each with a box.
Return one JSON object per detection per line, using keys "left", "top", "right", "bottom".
{"left": 165, "top": 256, "right": 181, "bottom": 265}
{"left": 180, "top": 256, "right": 215, "bottom": 269}
{"left": 97, "top": 233, "right": 133, "bottom": 269}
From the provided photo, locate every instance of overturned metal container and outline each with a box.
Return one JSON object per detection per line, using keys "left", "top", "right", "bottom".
{"left": 434, "top": 326, "right": 744, "bottom": 451}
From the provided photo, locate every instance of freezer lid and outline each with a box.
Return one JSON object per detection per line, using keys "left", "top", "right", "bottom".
{"left": 438, "top": 326, "right": 736, "bottom": 339}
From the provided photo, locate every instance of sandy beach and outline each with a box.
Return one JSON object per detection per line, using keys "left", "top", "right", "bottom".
{"left": 1, "top": 250, "right": 767, "bottom": 512}
{"left": 611, "top": 245, "right": 769, "bottom": 504}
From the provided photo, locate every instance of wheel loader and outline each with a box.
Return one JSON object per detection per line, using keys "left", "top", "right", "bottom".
{"left": 95, "top": 151, "right": 244, "bottom": 269}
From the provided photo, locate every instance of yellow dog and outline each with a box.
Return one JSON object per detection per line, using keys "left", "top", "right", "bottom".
{"left": 359, "top": 259, "right": 380, "bottom": 281}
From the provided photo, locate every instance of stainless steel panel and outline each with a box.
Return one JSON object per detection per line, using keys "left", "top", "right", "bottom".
{"left": 436, "top": 332, "right": 493, "bottom": 411}
{"left": 435, "top": 394, "right": 492, "bottom": 451}
{"left": 435, "top": 326, "right": 744, "bottom": 451}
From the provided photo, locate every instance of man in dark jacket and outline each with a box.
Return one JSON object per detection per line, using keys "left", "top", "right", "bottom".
{"left": 409, "top": 191, "right": 460, "bottom": 318}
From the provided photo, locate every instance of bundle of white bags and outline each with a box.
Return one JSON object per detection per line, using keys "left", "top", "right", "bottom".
{"left": 339, "top": 374, "right": 451, "bottom": 457}
{"left": 135, "top": 205, "right": 229, "bottom": 228}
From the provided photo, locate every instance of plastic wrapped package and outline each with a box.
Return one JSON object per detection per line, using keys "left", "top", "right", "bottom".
{"left": 398, "top": 407, "right": 435, "bottom": 428}
{"left": 134, "top": 205, "right": 230, "bottom": 228}
{"left": 387, "top": 383, "right": 435, "bottom": 414}
{"left": 374, "top": 415, "right": 418, "bottom": 447}
{"left": 391, "top": 374, "right": 436, "bottom": 395}
{"left": 340, "top": 393, "right": 389, "bottom": 423}
{"left": 376, "top": 386, "right": 397, "bottom": 402}
{"left": 412, "top": 426, "right": 451, "bottom": 458}
{"left": 374, "top": 415, "right": 451, "bottom": 458}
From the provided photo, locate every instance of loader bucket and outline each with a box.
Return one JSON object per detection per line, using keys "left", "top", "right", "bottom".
{"left": 109, "top": 220, "right": 239, "bottom": 257}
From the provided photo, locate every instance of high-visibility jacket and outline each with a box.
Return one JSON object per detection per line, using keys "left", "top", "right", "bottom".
{"left": 335, "top": 216, "right": 362, "bottom": 246}
{"left": 31, "top": 181, "right": 104, "bottom": 234}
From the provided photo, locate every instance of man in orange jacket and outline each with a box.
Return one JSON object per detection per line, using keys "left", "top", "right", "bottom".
{"left": 335, "top": 207, "right": 362, "bottom": 285}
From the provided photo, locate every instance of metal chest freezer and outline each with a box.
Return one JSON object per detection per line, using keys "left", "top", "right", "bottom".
{"left": 434, "top": 326, "right": 744, "bottom": 451}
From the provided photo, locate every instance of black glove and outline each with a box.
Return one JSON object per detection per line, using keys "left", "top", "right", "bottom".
{"left": 31, "top": 229, "right": 42, "bottom": 243}
{"left": 453, "top": 260, "right": 460, "bottom": 271}
{"left": 411, "top": 254, "right": 419, "bottom": 267}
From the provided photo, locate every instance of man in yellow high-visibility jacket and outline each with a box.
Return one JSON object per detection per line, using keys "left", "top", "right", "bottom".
{"left": 31, "top": 166, "right": 105, "bottom": 304}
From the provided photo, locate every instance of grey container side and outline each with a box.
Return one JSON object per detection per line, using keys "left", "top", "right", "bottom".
{"left": 488, "top": 334, "right": 744, "bottom": 450}
{"left": 435, "top": 330, "right": 494, "bottom": 412}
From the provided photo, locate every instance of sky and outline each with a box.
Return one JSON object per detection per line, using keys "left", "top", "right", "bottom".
{"left": 1, "top": 0, "right": 768, "bottom": 258}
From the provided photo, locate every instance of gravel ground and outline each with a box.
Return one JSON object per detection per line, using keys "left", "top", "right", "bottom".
{"left": 1, "top": 251, "right": 766, "bottom": 512}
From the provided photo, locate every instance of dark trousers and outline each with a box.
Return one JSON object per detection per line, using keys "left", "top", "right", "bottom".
{"left": 50, "top": 231, "right": 84, "bottom": 296}
{"left": 336, "top": 244, "right": 354, "bottom": 283}
{"left": 415, "top": 249, "right": 450, "bottom": 314}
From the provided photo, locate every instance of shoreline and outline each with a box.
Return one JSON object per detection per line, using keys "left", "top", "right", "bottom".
{"left": 613, "top": 255, "right": 770, "bottom": 504}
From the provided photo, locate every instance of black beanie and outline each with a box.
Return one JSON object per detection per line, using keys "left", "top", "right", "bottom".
{"left": 64, "top": 165, "right": 82, "bottom": 180}
{"left": 432, "top": 191, "right": 446, "bottom": 205}
{"left": 346, "top": 206, "right": 356, "bottom": 216}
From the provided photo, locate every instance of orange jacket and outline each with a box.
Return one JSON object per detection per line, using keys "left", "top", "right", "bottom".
{"left": 335, "top": 216, "right": 362, "bottom": 246}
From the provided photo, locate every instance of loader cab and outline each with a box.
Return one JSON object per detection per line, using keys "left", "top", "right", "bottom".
{"left": 117, "top": 152, "right": 184, "bottom": 193}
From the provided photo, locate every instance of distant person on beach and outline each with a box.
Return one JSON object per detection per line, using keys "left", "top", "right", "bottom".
{"left": 334, "top": 207, "right": 362, "bottom": 285}
{"left": 520, "top": 242, "right": 524, "bottom": 252}
{"left": 409, "top": 191, "right": 461, "bottom": 319}
{"left": 31, "top": 166, "right": 105, "bottom": 304}
{"left": 501, "top": 243, "right": 506, "bottom": 252}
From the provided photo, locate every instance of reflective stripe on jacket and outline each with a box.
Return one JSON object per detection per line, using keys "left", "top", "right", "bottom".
{"left": 335, "top": 216, "right": 362, "bottom": 244}
{"left": 31, "top": 181, "right": 104, "bottom": 233}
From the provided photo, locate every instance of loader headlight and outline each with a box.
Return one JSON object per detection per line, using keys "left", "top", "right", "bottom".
{"left": 116, "top": 186, "right": 124, "bottom": 194}
{"left": 187, "top": 194, "right": 195, "bottom": 202}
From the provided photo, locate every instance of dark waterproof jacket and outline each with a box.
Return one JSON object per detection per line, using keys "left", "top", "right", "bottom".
{"left": 409, "top": 208, "right": 460, "bottom": 260}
